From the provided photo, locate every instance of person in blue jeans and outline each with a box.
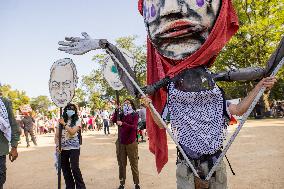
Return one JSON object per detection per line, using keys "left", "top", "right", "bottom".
{"left": 101, "top": 109, "right": 110, "bottom": 135}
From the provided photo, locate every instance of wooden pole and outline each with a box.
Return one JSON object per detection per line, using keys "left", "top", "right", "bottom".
{"left": 58, "top": 107, "right": 63, "bottom": 189}
{"left": 115, "top": 90, "right": 120, "bottom": 137}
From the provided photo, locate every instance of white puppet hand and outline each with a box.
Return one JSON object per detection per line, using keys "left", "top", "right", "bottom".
{"left": 58, "top": 32, "right": 101, "bottom": 55}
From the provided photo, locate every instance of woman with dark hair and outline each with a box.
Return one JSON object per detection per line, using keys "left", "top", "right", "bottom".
{"left": 55, "top": 103, "right": 86, "bottom": 189}
{"left": 112, "top": 99, "right": 140, "bottom": 189}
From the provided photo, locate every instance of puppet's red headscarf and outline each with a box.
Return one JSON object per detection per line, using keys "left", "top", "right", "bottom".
{"left": 139, "top": 0, "right": 239, "bottom": 173}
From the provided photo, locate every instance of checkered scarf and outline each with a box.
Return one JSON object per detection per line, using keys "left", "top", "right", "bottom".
{"left": 0, "top": 98, "right": 11, "bottom": 142}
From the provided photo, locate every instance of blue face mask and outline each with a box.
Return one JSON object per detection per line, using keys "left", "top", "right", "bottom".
{"left": 123, "top": 104, "right": 133, "bottom": 115}
{"left": 66, "top": 110, "right": 75, "bottom": 117}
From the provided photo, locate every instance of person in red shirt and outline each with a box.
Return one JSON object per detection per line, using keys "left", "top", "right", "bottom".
{"left": 87, "top": 115, "right": 94, "bottom": 131}
{"left": 112, "top": 99, "right": 140, "bottom": 189}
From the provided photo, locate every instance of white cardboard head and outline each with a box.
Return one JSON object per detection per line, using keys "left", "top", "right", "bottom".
{"left": 102, "top": 48, "right": 136, "bottom": 91}
{"left": 49, "top": 58, "right": 78, "bottom": 108}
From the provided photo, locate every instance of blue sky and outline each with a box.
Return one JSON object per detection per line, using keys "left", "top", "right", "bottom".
{"left": 0, "top": 0, "right": 147, "bottom": 98}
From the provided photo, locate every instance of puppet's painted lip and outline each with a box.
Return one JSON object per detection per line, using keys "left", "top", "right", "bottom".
{"left": 57, "top": 99, "right": 66, "bottom": 104}
{"left": 157, "top": 21, "right": 206, "bottom": 39}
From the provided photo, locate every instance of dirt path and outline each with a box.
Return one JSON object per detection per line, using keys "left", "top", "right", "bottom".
{"left": 5, "top": 119, "right": 284, "bottom": 189}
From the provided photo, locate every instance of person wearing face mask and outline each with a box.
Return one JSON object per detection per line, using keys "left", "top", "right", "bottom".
{"left": 112, "top": 99, "right": 140, "bottom": 189}
{"left": 55, "top": 103, "right": 86, "bottom": 189}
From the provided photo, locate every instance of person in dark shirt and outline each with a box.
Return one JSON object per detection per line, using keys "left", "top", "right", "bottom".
{"left": 112, "top": 99, "right": 140, "bottom": 189}
{"left": 21, "top": 112, "right": 37, "bottom": 147}
{"left": 138, "top": 104, "right": 147, "bottom": 142}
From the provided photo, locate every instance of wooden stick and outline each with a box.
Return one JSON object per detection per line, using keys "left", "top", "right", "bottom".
{"left": 58, "top": 107, "right": 63, "bottom": 189}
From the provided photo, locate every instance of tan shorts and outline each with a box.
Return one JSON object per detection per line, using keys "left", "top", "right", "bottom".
{"left": 176, "top": 160, "right": 227, "bottom": 189}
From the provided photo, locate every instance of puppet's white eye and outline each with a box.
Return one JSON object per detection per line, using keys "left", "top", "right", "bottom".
{"left": 52, "top": 81, "right": 60, "bottom": 89}
{"left": 63, "top": 80, "right": 71, "bottom": 88}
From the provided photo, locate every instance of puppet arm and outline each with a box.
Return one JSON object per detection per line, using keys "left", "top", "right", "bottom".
{"left": 213, "top": 67, "right": 265, "bottom": 81}
{"left": 58, "top": 33, "right": 140, "bottom": 96}
{"left": 141, "top": 76, "right": 170, "bottom": 95}
{"left": 214, "top": 36, "right": 284, "bottom": 82}
{"left": 58, "top": 32, "right": 102, "bottom": 55}
{"left": 58, "top": 32, "right": 128, "bottom": 61}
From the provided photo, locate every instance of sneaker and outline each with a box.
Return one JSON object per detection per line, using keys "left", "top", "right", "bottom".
{"left": 26, "top": 144, "right": 30, "bottom": 148}
{"left": 135, "top": 184, "right": 140, "bottom": 189}
{"left": 118, "top": 185, "right": 124, "bottom": 189}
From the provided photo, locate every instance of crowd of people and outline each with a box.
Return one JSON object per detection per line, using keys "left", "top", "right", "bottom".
{"left": 12, "top": 104, "right": 148, "bottom": 149}
{"left": 0, "top": 95, "right": 148, "bottom": 189}
{"left": 52, "top": 101, "right": 147, "bottom": 189}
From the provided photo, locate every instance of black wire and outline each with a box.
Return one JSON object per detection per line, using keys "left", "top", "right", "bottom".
{"left": 225, "top": 155, "right": 236, "bottom": 175}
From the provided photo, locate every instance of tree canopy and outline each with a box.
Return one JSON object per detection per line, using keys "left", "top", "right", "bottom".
{"left": 0, "top": 84, "right": 30, "bottom": 113}
{"left": 213, "top": 0, "right": 284, "bottom": 101}
{"left": 30, "top": 95, "right": 52, "bottom": 116}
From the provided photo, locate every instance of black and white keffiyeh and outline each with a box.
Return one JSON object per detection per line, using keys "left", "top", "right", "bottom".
{"left": 0, "top": 98, "right": 11, "bottom": 142}
{"left": 167, "top": 82, "right": 227, "bottom": 155}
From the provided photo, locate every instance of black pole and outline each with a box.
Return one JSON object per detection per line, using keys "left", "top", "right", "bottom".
{"left": 58, "top": 107, "right": 63, "bottom": 189}
{"left": 116, "top": 90, "right": 120, "bottom": 121}
{"left": 115, "top": 91, "right": 121, "bottom": 140}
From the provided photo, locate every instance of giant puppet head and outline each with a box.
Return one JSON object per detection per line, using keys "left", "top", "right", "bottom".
{"left": 49, "top": 58, "right": 78, "bottom": 108}
{"left": 142, "top": 0, "right": 221, "bottom": 60}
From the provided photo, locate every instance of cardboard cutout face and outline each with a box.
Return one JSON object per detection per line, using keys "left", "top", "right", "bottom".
{"left": 103, "top": 56, "right": 124, "bottom": 91}
{"left": 102, "top": 48, "right": 136, "bottom": 91}
{"left": 49, "top": 58, "right": 78, "bottom": 108}
{"left": 143, "top": 0, "right": 221, "bottom": 60}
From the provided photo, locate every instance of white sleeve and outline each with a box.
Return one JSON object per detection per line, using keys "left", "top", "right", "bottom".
{"left": 226, "top": 100, "right": 232, "bottom": 117}
{"left": 76, "top": 119, "right": 82, "bottom": 127}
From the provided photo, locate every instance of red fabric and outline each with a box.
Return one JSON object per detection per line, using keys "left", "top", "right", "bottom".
{"left": 138, "top": 0, "right": 143, "bottom": 15}
{"left": 229, "top": 115, "right": 238, "bottom": 125}
{"left": 140, "top": 0, "right": 239, "bottom": 173}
